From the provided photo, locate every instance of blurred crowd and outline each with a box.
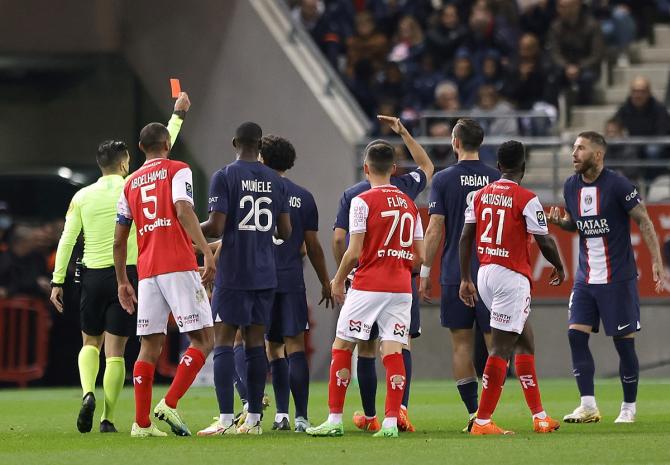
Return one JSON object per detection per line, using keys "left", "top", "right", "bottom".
{"left": 289, "top": 0, "right": 670, "bottom": 177}
{"left": 0, "top": 201, "right": 64, "bottom": 300}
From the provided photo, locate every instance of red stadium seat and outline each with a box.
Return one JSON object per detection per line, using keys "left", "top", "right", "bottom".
{"left": 0, "top": 297, "right": 51, "bottom": 387}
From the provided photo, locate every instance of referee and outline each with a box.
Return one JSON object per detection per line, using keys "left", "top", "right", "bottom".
{"left": 50, "top": 93, "right": 191, "bottom": 433}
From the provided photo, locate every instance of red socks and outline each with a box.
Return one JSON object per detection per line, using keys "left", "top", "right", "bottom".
{"left": 328, "top": 349, "right": 352, "bottom": 414}
{"left": 383, "top": 353, "right": 406, "bottom": 419}
{"left": 165, "top": 347, "right": 206, "bottom": 408}
{"left": 477, "top": 355, "right": 508, "bottom": 421}
{"left": 133, "top": 360, "right": 155, "bottom": 428}
{"left": 514, "top": 354, "right": 544, "bottom": 415}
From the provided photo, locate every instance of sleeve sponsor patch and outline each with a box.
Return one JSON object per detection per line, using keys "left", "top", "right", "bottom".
{"left": 536, "top": 210, "right": 546, "bottom": 227}
{"left": 410, "top": 171, "right": 421, "bottom": 183}
{"left": 185, "top": 182, "right": 193, "bottom": 198}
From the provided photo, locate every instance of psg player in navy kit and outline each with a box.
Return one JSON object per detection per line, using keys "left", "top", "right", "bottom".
{"left": 260, "top": 135, "right": 333, "bottom": 433}
{"left": 549, "top": 131, "right": 666, "bottom": 424}
{"left": 419, "top": 118, "right": 499, "bottom": 430}
{"left": 199, "top": 122, "right": 292, "bottom": 435}
{"left": 332, "top": 115, "right": 434, "bottom": 432}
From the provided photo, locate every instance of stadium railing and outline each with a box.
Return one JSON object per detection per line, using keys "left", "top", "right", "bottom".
{"left": 0, "top": 297, "right": 51, "bottom": 387}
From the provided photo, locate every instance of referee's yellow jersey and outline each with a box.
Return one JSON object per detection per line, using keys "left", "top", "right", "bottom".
{"left": 52, "top": 115, "right": 184, "bottom": 284}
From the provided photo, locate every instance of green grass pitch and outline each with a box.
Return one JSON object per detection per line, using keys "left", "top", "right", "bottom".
{"left": 1, "top": 379, "right": 669, "bottom": 465}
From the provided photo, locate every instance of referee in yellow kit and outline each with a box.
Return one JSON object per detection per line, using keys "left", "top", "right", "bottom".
{"left": 50, "top": 92, "right": 191, "bottom": 433}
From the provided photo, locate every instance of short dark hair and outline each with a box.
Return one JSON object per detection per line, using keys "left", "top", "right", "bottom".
{"left": 577, "top": 131, "right": 607, "bottom": 150}
{"left": 96, "top": 140, "right": 128, "bottom": 169}
{"left": 364, "top": 139, "right": 395, "bottom": 174}
{"left": 453, "top": 118, "right": 484, "bottom": 151}
{"left": 235, "top": 121, "right": 263, "bottom": 148}
{"left": 139, "top": 123, "right": 170, "bottom": 153}
{"left": 260, "top": 135, "right": 296, "bottom": 171}
{"left": 497, "top": 140, "right": 526, "bottom": 171}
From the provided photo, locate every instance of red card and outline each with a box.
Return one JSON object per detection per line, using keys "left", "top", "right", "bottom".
{"left": 170, "top": 78, "right": 181, "bottom": 98}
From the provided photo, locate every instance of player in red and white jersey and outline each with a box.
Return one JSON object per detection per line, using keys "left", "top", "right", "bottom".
{"left": 307, "top": 138, "right": 424, "bottom": 439}
{"left": 114, "top": 115, "right": 215, "bottom": 438}
{"left": 459, "top": 140, "right": 565, "bottom": 435}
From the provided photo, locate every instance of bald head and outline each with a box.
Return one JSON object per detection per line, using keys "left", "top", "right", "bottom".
{"left": 630, "top": 76, "right": 652, "bottom": 108}
{"left": 519, "top": 33, "right": 539, "bottom": 60}
{"left": 558, "top": 0, "right": 580, "bottom": 22}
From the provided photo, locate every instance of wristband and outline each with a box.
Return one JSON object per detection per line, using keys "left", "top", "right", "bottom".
{"left": 419, "top": 265, "right": 431, "bottom": 278}
{"left": 173, "top": 110, "right": 186, "bottom": 119}
{"left": 50, "top": 281, "right": 64, "bottom": 288}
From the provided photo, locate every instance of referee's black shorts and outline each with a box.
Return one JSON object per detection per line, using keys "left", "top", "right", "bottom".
{"left": 80, "top": 265, "right": 137, "bottom": 337}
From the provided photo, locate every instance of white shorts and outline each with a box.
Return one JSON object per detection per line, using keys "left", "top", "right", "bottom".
{"left": 137, "top": 270, "right": 213, "bottom": 336}
{"left": 336, "top": 289, "right": 412, "bottom": 344}
{"left": 477, "top": 264, "right": 531, "bottom": 335}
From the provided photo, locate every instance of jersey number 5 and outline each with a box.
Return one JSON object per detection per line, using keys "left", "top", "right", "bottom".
{"left": 239, "top": 195, "right": 273, "bottom": 232}
{"left": 381, "top": 210, "right": 415, "bottom": 247}
{"left": 141, "top": 183, "right": 157, "bottom": 220}
{"left": 480, "top": 207, "right": 505, "bottom": 245}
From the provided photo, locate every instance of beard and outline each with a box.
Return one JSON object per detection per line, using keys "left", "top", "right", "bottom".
{"left": 575, "top": 156, "right": 595, "bottom": 174}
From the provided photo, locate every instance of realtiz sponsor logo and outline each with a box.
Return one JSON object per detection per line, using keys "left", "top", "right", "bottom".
{"left": 138, "top": 217, "right": 172, "bottom": 236}
{"left": 479, "top": 246, "right": 510, "bottom": 258}
{"left": 377, "top": 248, "right": 414, "bottom": 260}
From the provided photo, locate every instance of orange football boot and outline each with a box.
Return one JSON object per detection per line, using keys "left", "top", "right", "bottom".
{"left": 398, "top": 406, "right": 416, "bottom": 432}
{"left": 533, "top": 416, "right": 560, "bottom": 433}
{"left": 352, "top": 411, "right": 381, "bottom": 432}
{"left": 470, "top": 420, "right": 514, "bottom": 435}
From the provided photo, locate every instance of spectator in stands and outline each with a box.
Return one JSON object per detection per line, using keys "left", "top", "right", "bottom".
{"left": 464, "top": 0, "right": 515, "bottom": 69}
{"left": 504, "top": 33, "right": 556, "bottom": 109}
{"left": 449, "top": 48, "right": 482, "bottom": 108}
{"left": 604, "top": 117, "right": 643, "bottom": 181}
{"left": 293, "top": 0, "right": 343, "bottom": 68}
{"left": 473, "top": 84, "right": 519, "bottom": 164}
{"left": 388, "top": 15, "right": 425, "bottom": 75}
{"left": 346, "top": 10, "right": 389, "bottom": 78}
{"left": 613, "top": 76, "right": 670, "bottom": 179}
{"left": 366, "top": 0, "right": 434, "bottom": 37}
{"left": 346, "top": 59, "right": 379, "bottom": 118}
{"left": 473, "top": 84, "right": 519, "bottom": 136}
{"left": 426, "top": 81, "right": 460, "bottom": 159}
{"left": 547, "top": 0, "right": 605, "bottom": 105}
{"left": 0, "top": 201, "right": 11, "bottom": 254}
{"left": 519, "top": 0, "right": 556, "bottom": 44}
{"left": 0, "top": 225, "right": 50, "bottom": 298}
{"left": 406, "top": 53, "right": 446, "bottom": 110}
{"left": 481, "top": 49, "right": 505, "bottom": 92}
{"left": 592, "top": 0, "right": 637, "bottom": 66}
{"left": 425, "top": 4, "right": 468, "bottom": 64}
{"left": 376, "top": 62, "right": 406, "bottom": 104}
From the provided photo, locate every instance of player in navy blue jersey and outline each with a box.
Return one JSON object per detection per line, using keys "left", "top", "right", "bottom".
{"left": 419, "top": 118, "right": 499, "bottom": 430}
{"left": 259, "top": 135, "right": 333, "bottom": 433}
{"left": 332, "top": 115, "right": 434, "bottom": 432}
{"left": 198, "top": 122, "right": 292, "bottom": 435}
{"left": 549, "top": 131, "right": 666, "bottom": 424}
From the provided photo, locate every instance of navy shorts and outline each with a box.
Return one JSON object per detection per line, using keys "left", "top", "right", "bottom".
{"left": 568, "top": 278, "right": 640, "bottom": 337}
{"left": 369, "top": 277, "right": 421, "bottom": 340}
{"left": 440, "top": 285, "right": 491, "bottom": 333}
{"left": 211, "top": 287, "right": 275, "bottom": 327}
{"left": 266, "top": 291, "right": 309, "bottom": 343}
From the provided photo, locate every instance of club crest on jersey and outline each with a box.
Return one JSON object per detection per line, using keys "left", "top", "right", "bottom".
{"left": 579, "top": 187, "right": 599, "bottom": 217}
{"left": 349, "top": 320, "right": 362, "bottom": 332}
{"left": 393, "top": 323, "right": 406, "bottom": 337}
{"left": 390, "top": 374, "right": 406, "bottom": 390}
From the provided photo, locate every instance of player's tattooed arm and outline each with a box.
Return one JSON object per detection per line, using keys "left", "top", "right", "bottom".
{"left": 629, "top": 203, "right": 667, "bottom": 293}
{"left": 548, "top": 206, "right": 577, "bottom": 231}
{"left": 377, "top": 115, "right": 434, "bottom": 182}
{"left": 331, "top": 232, "right": 365, "bottom": 305}
{"left": 419, "top": 214, "right": 445, "bottom": 302}
{"left": 533, "top": 235, "right": 566, "bottom": 286}
{"left": 332, "top": 227, "right": 347, "bottom": 267}
{"left": 176, "top": 200, "right": 216, "bottom": 285}
{"left": 458, "top": 223, "right": 478, "bottom": 307}
{"left": 113, "top": 223, "right": 137, "bottom": 314}
{"left": 305, "top": 230, "right": 333, "bottom": 308}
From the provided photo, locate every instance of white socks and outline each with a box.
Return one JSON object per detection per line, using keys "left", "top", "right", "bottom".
{"left": 532, "top": 410, "right": 547, "bottom": 420}
{"left": 219, "top": 413, "right": 234, "bottom": 426}
{"left": 622, "top": 401, "right": 636, "bottom": 413}
{"left": 581, "top": 396, "right": 597, "bottom": 409}
{"left": 382, "top": 417, "right": 397, "bottom": 429}
{"left": 275, "top": 413, "right": 289, "bottom": 423}
{"left": 245, "top": 413, "right": 261, "bottom": 426}
{"left": 328, "top": 413, "right": 343, "bottom": 425}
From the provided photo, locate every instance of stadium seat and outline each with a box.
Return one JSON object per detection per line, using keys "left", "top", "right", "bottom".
{"left": 0, "top": 297, "right": 51, "bottom": 387}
